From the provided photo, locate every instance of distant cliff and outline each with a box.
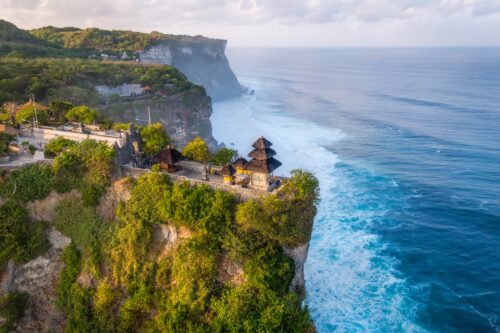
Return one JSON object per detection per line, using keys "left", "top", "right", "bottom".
{"left": 97, "top": 91, "right": 218, "bottom": 149}
{"left": 25, "top": 24, "right": 244, "bottom": 101}
{"left": 140, "top": 37, "right": 242, "bottom": 101}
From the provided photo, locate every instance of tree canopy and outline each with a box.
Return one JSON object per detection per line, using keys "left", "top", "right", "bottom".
{"left": 211, "top": 147, "right": 237, "bottom": 166}
{"left": 139, "top": 123, "right": 169, "bottom": 156}
{"left": 183, "top": 136, "right": 210, "bottom": 163}
{"left": 65, "top": 105, "right": 98, "bottom": 124}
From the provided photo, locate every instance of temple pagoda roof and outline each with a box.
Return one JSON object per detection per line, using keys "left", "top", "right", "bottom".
{"left": 252, "top": 136, "right": 273, "bottom": 149}
{"left": 233, "top": 157, "right": 248, "bottom": 168}
{"left": 157, "top": 145, "right": 182, "bottom": 165}
{"left": 221, "top": 164, "right": 236, "bottom": 176}
{"left": 245, "top": 157, "right": 282, "bottom": 173}
{"left": 248, "top": 147, "right": 276, "bottom": 161}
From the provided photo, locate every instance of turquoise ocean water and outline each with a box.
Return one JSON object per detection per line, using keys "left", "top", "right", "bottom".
{"left": 211, "top": 48, "right": 500, "bottom": 333}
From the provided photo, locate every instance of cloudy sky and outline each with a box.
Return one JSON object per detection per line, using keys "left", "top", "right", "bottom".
{"left": 1, "top": 0, "right": 500, "bottom": 47}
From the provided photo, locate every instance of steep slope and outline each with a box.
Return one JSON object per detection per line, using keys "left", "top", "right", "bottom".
{"left": 139, "top": 37, "right": 242, "bottom": 101}
{"left": 29, "top": 25, "right": 243, "bottom": 100}
{"left": 0, "top": 55, "right": 218, "bottom": 148}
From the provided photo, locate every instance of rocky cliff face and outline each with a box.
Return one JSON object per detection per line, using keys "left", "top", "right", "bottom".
{"left": 98, "top": 90, "right": 219, "bottom": 149}
{"left": 140, "top": 37, "right": 242, "bottom": 101}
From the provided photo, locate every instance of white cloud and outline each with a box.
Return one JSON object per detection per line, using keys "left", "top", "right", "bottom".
{"left": 1, "top": 0, "right": 500, "bottom": 46}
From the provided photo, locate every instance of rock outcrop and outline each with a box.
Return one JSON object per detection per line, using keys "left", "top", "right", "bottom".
{"left": 0, "top": 228, "right": 70, "bottom": 333}
{"left": 283, "top": 243, "right": 310, "bottom": 295}
{"left": 98, "top": 89, "right": 219, "bottom": 149}
{"left": 26, "top": 190, "right": 80, "bottom": 222}
{"left": 97, "top": 178, "right": 132, "bottom": 220}
{"left": 140, "top": 37, "right": 243, "bottom": 101}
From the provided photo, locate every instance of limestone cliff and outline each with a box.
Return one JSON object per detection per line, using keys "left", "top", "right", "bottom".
{"left": 140, "top": 37, "right": 243, "bottom": 101}
{"left": 97, "top": 90, "right": 219, "bottom": 149}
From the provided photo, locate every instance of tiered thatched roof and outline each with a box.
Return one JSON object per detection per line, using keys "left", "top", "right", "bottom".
{"left": 245, "top": 137, "right": 281, "bottom": 173}
{"left": 157, "top": 145, "right": 182, "bottom": 165}
{"left": 221, "top": 164, "right": 236, "bottom": 176}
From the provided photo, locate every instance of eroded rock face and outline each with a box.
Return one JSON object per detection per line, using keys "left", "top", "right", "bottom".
{"left": 217, "top": 257, "right": 245, "bottom": 286}
{"left": 283, "top": 243, "right": 310, "bottom": 294}
{"left": 140, "top": 38, "right": 243, "bottom": 101}
{"left": 97, "top": 90, "right": 219, "bottom": 149}
{"left": 26, "top": 190, "right": 80, "bottom": 222}
{"left": 97, "top": 178, "right": 132, "bottom": 220}
{"left": 1, "top": 228, "right": 70, "bottom": 333}
{"left": 152, "top": 224, "right": 193, "bottom": 258}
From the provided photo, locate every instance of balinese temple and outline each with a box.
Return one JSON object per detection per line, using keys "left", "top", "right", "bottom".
{"left": 223, "top": 137, "right": 282, "bottom": 190}
{"left": 221, "top": 164, "right": 237, "bottom": 184}
{"left": 156, "top": 144, "right": 182, "bottom": 172}
{"left": 233, "top": 157, "right": 248, "bottom": 174}
{"left": 244, "top": 137, "right": 282, "bottom": 190}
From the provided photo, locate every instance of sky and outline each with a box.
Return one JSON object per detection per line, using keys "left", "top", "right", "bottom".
{"left": 1, "top": 0, "right": 500, "bottom": 47}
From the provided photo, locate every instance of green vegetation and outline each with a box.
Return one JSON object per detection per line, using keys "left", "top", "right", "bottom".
{"left": 0, "top": 292, "right": 28, "bottom": 333}
{"left": 236, "top": 170, "right": 319, "bottom": 247}
{"left": 0, "top": 20, "right": 38, "bottom": 43}
{"left": 15, "top": 104, "right": 49, "bottom": 125}
{"left": 53, "top": 200, "right": 110, "bottom": 275}
{"left": 65, "top": 105, "right": 98, "bottom": 124}
{"left": 183, "top": 136, "right": 210, "bottom": 163}
{"left": 52, "top": 139, "right": 116, "bottom": 204}
{"left": 0, "top": 57, "right": 202, "bottom": 106}
{"left": 0, "top": 139, "right": 115, "bottom": 204}
{"left": 44, "top": 136, "right": 76, "bottom": 158}
{"left": 211, "top": 147, "right": 238, "bottom": 165}
{"left": 0, "top": 164, "right": 54, "bottom": 202}
{"left": 140, "top": 123, "right": 170, "bottom": 156}
{"left": 0, "top": 133, "right": 319, "bottom": 332}
{"left": 0, "top": 201, "right": 49, "bottom": 270}
{"left": 30, "top": 26, "right": 168, "bottom": 54}
{"left": 48, "top": 168, "right": 318, "bottom": 331}
{"left": 0, "top": 132, "right": 12, "bottom": 155}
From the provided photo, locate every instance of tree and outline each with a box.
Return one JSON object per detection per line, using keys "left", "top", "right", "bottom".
{"left": 48, "top": 100, "right": 74, "bottom": 123}
{"left": 15, "top": 105, "right": 48, "bottom": 125}
{"left": 140, "top": 123, "right": 169, "bottom": 156}
{"left": 211, "top": 147, "right": 237, "bottom": 166}
{"left": 182, "top": 136, "right": 209, "bottom": 163}
{"left": 65, "top": 105, "right": 98, "bottom": 124}
{"left": 0, "top": 132, "right": 12, "bottom": 155}
{"left": 44, "top": 136, "right": 76, "bottom": 157}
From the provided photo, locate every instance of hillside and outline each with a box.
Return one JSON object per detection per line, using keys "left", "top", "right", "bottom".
{"left": 29, "top": 26, "right": 167, "bottom": 54}
{"left": 0, "top": 19, "right": 243, "bottom": 100}
{"left": 0, "top": 145, "right": 319, "bottom": 331}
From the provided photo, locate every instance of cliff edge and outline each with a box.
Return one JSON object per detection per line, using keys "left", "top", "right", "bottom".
{"left": 141, "top": 37, "right": 243, "bottom": 101}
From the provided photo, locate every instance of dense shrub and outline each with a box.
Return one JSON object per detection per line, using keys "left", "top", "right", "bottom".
{"left": 140, "top": 123, "right": 170, "bottom": 156}
{"left": 47, "top": 169, "right": 318, "bottom": 331}
{"left": 182, "top": 136, "right": 210, "bottom": 163}
{"left": 210, "top": 285, "right": 314, "bottom": 333}
{"left": 0, "top": 292, "right": 28, "bottom": 333}
{"left": 65, "top": 105, "right": 98, "bottom": 124}
{"left": 56, "top": 242, "right": 81, "bottom": 311}
{"left": 0, "top": 201, "right": 49, "bottom": 270}
{"left": 210, "top": 147, "right": 237, "bottom": 166}
{"left": 0, "top": 57, "right": 201, "bottom": 105}
{"left": 0, "top": 163, "right": 53, "bottom": 202}
{"left": 53, "top": 199, "right": 109, "bottom": 275}
{"left": 44, "top": 136, "right": 76, "bottom": 158}
{"left": 0, "top": 132, "right": 12, "bottom": 154}
{"left": 51, "top": 138, "right": 115, "bottom": 201}
{"left": 236, "top": 170, "right": 319, "bottom": 247}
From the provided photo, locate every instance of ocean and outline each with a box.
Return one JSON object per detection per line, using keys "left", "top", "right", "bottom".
{"left": 211, "top": 48, "right": 500, "bottom": 333}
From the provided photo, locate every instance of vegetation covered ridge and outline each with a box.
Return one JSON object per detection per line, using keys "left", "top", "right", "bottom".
{"left": 0, "top": 19, "right": 224, "bottom": 59}
{"left": 0, "top": 57, "right": 205, "bottom": 106}
{"left": 0, "top": 138, "right": 319, "bottom": 332}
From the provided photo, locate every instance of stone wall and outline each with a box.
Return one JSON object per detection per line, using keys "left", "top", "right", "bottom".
{"left": 121, "top": 165, "right": 268, "bottom": 201}
{"left": 21, "top": 127, "right": 125, "bottom": 147}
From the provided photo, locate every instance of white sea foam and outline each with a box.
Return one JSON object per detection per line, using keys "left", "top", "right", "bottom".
{"left": 212, "top": 79, "right": 426, "bottom": 333}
